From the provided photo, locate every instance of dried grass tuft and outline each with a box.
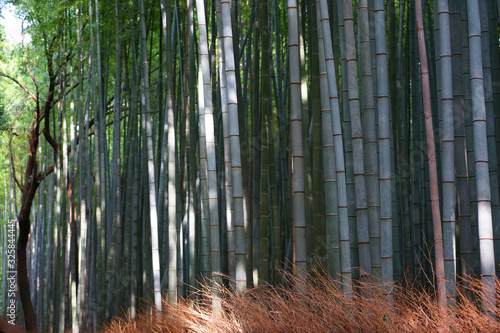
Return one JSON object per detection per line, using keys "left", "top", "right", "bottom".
{"left": 102, "top": 272, "right": 500, "bottom": 333}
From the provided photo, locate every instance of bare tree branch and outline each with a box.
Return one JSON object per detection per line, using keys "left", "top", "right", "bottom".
{"left": 23, "top": 31, "right": 39, "bottom": 97}
{"left": 53, "top": 80, "right": 80, "bottom": 106}
{"left": 37, "top": 165, "right": 55, "bottom": 182}
{"left": 38, "top": 80, "right": 80, "bottom": 127}
{"left": 0, "top": 72, "right": 38, "bottom": 102}
{"left": 42, "top": 45, "right": 59, "bottom": 154}
{"left": 8, "top": 131, "right": 23, "bottom": 192}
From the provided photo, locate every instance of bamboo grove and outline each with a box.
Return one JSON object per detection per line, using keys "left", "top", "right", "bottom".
{"left": 1, "top": 0, "right": 500, "bottom": 331}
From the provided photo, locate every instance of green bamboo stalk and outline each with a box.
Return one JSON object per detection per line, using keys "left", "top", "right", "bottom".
{"left": 76, "top": 5, "right": 88, "bottom": 329}
{"left": 251, "top": 0, "right": 261, "bottom": 286}
{"left": 308, "top": 0, "right": 325, "bottom": 271}
{"left": 410, "top": 0, "right": 421, "bottom": 279}
{"left": 437, "top": 0, "right": 457, "bottom": 302}
{"left": 260, "top": 0, "right": 272, "bottom": 282}
{"left": 288, "top": 0, "right": 307, "bottom": 277}
{"left": 318, "top": 0, "right": 351, "bottom": 292}
{"left": 139, "top": 0, "right": 162, "bottom": 313}
{"left": 374, "top": 0, "right": 393, "bottom": 287}
{"left": 160, "top": 0, "right": 178, "bottom": 305}
{"left": 461, "top": 0, "right": 480, "bottom": 277}
{"left": 195, "top": 0, "right": 221, "bottom": 293}
{"left": 316, "top": 0, "right": 340, "bottom": 280}
{"left": 220, "top": 0, "right": 248, "bottom": 293}
{"left": 215, "top": 0, "right": 235, "bottom": 284}
{"left": 478, "top": 0, "right": 500, "bottom": 278}
{"left": 336, "top": 0, "right": 358, "bottom": 280}
{"left": 359, "top": 0, "right": 382, "bottom": 281}
{"left": 343, "top": 0, "right": 371, "bottom": 279}
{"left": 466, "top": 0, "right": 496, "bottom": 315}
{"left": 450, "top": 0, "right": 473, "bottom": 282}
{"left": 186, "top": 0, "right": 198, "bottom": 296}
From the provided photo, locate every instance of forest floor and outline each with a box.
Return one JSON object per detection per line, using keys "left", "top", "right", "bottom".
{"left": 102, "top": 272, "right": 500, "bottom": 333}
{"left": 1, "top": 272, "right": 498, "bottom": 332}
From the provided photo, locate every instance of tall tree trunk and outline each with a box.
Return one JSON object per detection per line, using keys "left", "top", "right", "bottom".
{"left": 466, "top": 0, "right": 496, "bottom": 315}
{"left": 308, "top": 0, "right": 325, "bottom": 272}
{"left": 318, "top": 0, "right": 351, "bottom": 292}
{"left": 478, "top": 0, "right": 500, "bottom": 278}
{"left": 186, "top": 0, "right": 199, "bottom": 296}
{"left": 449, "top": 0, "right": 473, "bottom": 282}
{"left": 287, "top": 0, "right": 307, "bottom": 277}
{"left": 160, "top": 0, "right": 178, "bottom": 304}
{"left": 343, "top": 0, "right": 371, "bottom": 278}
{"left": 260, "top": 0, "right": 271, "bottom": 282}
{"left": 373, "top": 0, "right": 394, "bottom": 288}
{"left": 220, "top": 0, "right": 248, "bottom": 293}
{"left": 139, "top": 0, "right": 162, "bottom": 313}
{"left": 18, "top": 152, "right": 40, "bottom": 331}
{"left": 436, "top": 0, "right": 456, "bottom": 303}
{"left": 336, "top": 0, "right": 358, "bottom": 280}
{"left": 5, "top": 40, "right": 60, "bottom": 331}
{"left": 415, "top": 0, "right": 446, "bottom": 308}
{"left": 316, "top": 0, "right": 340, "bottom": 279}
{"left": 107, "top": 0, "right": 123, "bottom": 318}
{"left": 251, "top": 0, "right": 261, "bottom": 286}
{"left": 196, "top": 0, "right": 222, "bottom": 307}
{"left": 358, "top": 0, "right": 381, "bottom": 281}
{"left": 215, "top": 0, "right": 234, "bottom": 285}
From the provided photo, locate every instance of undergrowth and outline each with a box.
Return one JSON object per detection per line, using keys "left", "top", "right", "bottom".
{"left": 102, "top": 272, "right": 500, "bottom": 333}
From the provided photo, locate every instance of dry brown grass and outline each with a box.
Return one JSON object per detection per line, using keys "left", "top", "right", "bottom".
{"left": 102, "top": 272, "right": 500, "bottom": 333}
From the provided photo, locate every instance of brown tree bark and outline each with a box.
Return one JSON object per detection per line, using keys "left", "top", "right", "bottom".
{"left": 415, "top": 0, "right": 446, "bottom": 308}
{"left": 0, "top": 315, "right": 26, "bottom": 333}
{"left": 17, "top": 85, "right": 57, "bottom": 332}
{"left": 3, "top": 40, "right": 60, "bottom": 331}
{"left": 17, "top": 143, "right": 39, "bottom": 332}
